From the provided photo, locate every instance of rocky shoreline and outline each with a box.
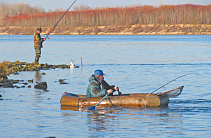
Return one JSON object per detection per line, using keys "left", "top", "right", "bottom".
{"left": 1, "top": 24, "right": 211, "bottom": 35}
{"left": 1, "top": 60, "right": 78, "bottom": 75}
{"left": 0, "top": 61, "right": 78, "bottom": 91}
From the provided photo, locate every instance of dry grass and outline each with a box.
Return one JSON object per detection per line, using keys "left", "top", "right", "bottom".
{"left": 0, "top": 62, "right": 9, "bottom": 77}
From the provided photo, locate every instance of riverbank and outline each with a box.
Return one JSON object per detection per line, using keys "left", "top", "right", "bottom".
{"left": 0, "top": 24, "right": 211, "bottom": 35}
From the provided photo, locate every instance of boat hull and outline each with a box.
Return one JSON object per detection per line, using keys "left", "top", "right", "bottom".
{"left": 60, "top": 92, "right": 169, "bottom": 108}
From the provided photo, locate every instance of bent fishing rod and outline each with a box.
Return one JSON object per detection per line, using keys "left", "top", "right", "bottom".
{"left": 150, "top": 73, "right": 205, "bottom": 94}
{"left": 45, "top": 0, "right": 77, "bottom": 39}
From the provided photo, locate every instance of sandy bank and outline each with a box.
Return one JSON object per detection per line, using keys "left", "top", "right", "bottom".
{"left": 0, "top": 24, "right": 211, "bottom": 35}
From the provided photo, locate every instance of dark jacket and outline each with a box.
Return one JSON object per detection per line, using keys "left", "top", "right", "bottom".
{"left": 34, "top": 32, "right": 44, "bottom": 48}
{"left": 86, "top": 75, "right": 115, "bottom": 97}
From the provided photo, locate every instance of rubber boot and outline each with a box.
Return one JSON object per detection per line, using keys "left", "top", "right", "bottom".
{"left": 35, "top": 56, "right": 40, "bottom": 64}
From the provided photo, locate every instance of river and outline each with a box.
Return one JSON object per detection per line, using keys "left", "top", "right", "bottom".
{"left": 0, "top": 35, "right": 211, "bottom": 138}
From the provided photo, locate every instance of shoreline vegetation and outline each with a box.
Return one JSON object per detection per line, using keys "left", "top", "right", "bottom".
{"left": 0, "top": 24, "right": 211, "bottom": 35}
{"left": 0, "top": 61, "right": 70, "bottom": 90}
{"left": 0, "top": 61, "right": 74, "bottom": 76}
{"left": 1, "top": 2, "right": 211, "bottom": 35}
{"left": 0, "top": 61, "right": 76, "bottom": 88}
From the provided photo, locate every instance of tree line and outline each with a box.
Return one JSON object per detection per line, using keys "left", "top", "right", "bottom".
{"left": 0, "top": 2, "right": 45, "bottom": 16}
{"left": 0, "top": 2, "right": 45, "bottom": 26}
{"left": 1, "top": 4, "right": 211, "bottom": 27}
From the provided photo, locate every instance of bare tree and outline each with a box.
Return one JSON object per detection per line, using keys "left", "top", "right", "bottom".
{"left": 73, "top": 4, "right": 91, "bottom": 11}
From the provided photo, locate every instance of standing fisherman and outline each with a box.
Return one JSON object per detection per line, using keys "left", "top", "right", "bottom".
{"left": 33, "top": 0, "right": 76, "bottom": 63}
{"left": 34, "top": 28, "right": 46, "bottom": 63}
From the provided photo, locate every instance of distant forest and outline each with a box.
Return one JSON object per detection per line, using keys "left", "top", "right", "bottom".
{"left": 0, "top": 2, "right": 211, "bottom": 28}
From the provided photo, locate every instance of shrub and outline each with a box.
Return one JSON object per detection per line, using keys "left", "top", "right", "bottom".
{"left": 0, "top": 63, "right": 8, "bottom": 78}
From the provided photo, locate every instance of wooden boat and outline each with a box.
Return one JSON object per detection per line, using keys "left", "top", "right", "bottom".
{"left": 60, "top": 86, "right": 184, "bottom": 108}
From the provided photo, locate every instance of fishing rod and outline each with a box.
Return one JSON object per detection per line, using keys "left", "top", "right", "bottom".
{"left": 45, "top": 0, "right": 77, "bottom": 39}
{"left": 150, "top": 73, "right": 205, "bottom": 94}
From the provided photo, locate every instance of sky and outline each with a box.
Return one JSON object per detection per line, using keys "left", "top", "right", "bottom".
{"left": 2, "top": 0, "right": 211, "bottom": 11}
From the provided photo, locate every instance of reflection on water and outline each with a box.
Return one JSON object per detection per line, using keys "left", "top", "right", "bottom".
{"left": 1, "top": 35, "right": 211, "bottom": 137}
{"left": 60, "top": 106, "right": 185, "bottom": 138}
{"left": 59, "top": 98, "right": 211, "bottom": 137}
{"left": 35, "top": 71, "right": 42, "bottom": 82}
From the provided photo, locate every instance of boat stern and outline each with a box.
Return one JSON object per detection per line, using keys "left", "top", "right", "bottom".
{"left": 146, "top": 95, "right": 169, "bottom": 107}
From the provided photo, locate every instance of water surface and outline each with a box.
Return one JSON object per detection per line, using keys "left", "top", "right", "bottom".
{"left": 0, "top": 35, "right": 211, "bottom": 138}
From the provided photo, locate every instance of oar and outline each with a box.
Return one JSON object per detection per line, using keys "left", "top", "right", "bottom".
{"left": 88, "top": 92, "right": 111, "bottom": 110}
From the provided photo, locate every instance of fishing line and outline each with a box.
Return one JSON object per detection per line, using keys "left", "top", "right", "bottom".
{"left": 45, "top": 0, "right": 77, "bottom": 39}
{"left": 150, "top": 73, "right": 205, "bottom": 94}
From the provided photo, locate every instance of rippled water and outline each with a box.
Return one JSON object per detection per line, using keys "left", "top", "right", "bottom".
{"left": 0, "top": 35, "right": 211, "bottom": 138}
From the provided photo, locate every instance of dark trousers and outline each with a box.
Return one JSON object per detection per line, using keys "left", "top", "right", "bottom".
{"left": 35, "top": 47, "right": 41, "bottom": 63}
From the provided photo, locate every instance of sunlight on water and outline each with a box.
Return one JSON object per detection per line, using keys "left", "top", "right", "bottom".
{"left": 0, "top": 35, "right": 211, "bottom": 137}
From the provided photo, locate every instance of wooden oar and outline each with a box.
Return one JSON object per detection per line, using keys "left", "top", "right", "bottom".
{"left": 88, "top": 92, "right": 111, "bottom": 110}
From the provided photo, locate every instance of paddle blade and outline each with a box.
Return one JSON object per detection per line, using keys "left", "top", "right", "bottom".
{"left": 88, "top": 106, "right": 96, "bottom": 110}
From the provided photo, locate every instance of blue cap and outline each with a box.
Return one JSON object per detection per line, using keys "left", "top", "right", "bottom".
{"left": 94, "top": 70, "right": 105, "bottom": 76}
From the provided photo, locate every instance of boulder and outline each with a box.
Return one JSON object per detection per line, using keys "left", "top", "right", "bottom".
{"left": 0, "top": 78, "right": 14, "bottom": 88}
{"left": 34, "top": 82, "right": 47, "bottom": 90}
{"left": 0, "top": 75, "right": 8, "bottom": 79}
{"left": 15, "top": 85, "right": 20, "bottom": 89}
{"left": 59, "top": 79, "right": 68, "bottom": 84}
{"left": 0, "top": 82, "right": 14, "bottom": 88}
{"left": 28, "top": 79, "right": 33, "bottom": 83}
{"left": 59, "top": 81, "right": 68, "bottom": 84}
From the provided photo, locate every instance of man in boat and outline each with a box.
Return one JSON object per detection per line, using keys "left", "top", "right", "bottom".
{"left": 34, "top": 28, "right": 46, "bottom": 63}
{"left": 86, "top": 70, "right": 119, "bottom": 97}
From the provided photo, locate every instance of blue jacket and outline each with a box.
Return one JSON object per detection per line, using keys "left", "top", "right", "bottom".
{"left": 86, "top": 75, "right": 115, "bottom": 97}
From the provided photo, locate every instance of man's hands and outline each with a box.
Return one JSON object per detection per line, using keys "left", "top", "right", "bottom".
{"left": 114, "top": 86, "right": 119, "bottom": 91}
{"left": 107, "top": 86, "right": 119, "bottom": 94}
{"left": 107, "top": 89, "right": 113, "bottom": 93}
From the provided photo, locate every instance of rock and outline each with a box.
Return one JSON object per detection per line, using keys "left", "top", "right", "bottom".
{"left": 0, "top": 94, "right": 2, "bottom": 97}
{"left": 21, "top": 86, "right": 25, "bottom": 88}
{"left": 0, "top": 82, "right": 14, "bottom": 88}
{"left": 13, "top": 72, "right": 19, "bottom": 75}
{"left": 20, "top": 82, "right": 28, "bottom": 85}
{"left": 28, "top": 85, "right": 31, "bottom": 88}
{"left": 59, "top": 79, "right": 68, "bottom": 84}
{"left": 59, "top": 81, "right": 68, "bottom": 84}
{"left": 57, "top": 65, "right": 67, "bottom": 69}
{"left": 11, "top": 79, "right": 20, "bottom": 84}
{"left": 16, "top": 86, "right": 20, "bottom": 89}
{"left": 1, "top": 61, "right": 80, "bottom": 77}
{"left": 59, "top": 79, "right": 65, "bottom": 82}
{"left": 0, "top": 75, "right": 8, "bottom": 80}
{"left": 41, "top": 72, "right": 46, "bottom": 75}
{"left": 34, "top": 82, "right": 47, "bottom": 90}
{"left": 28, "top": 79, "right": 33, "bottom": 83}
{"left": 41, "top": 63, "right": 51, "bottom": 70}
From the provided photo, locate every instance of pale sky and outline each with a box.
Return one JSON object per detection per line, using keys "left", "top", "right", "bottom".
{"left": 2, "top": 0, "right": 211, "bottom": 11}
